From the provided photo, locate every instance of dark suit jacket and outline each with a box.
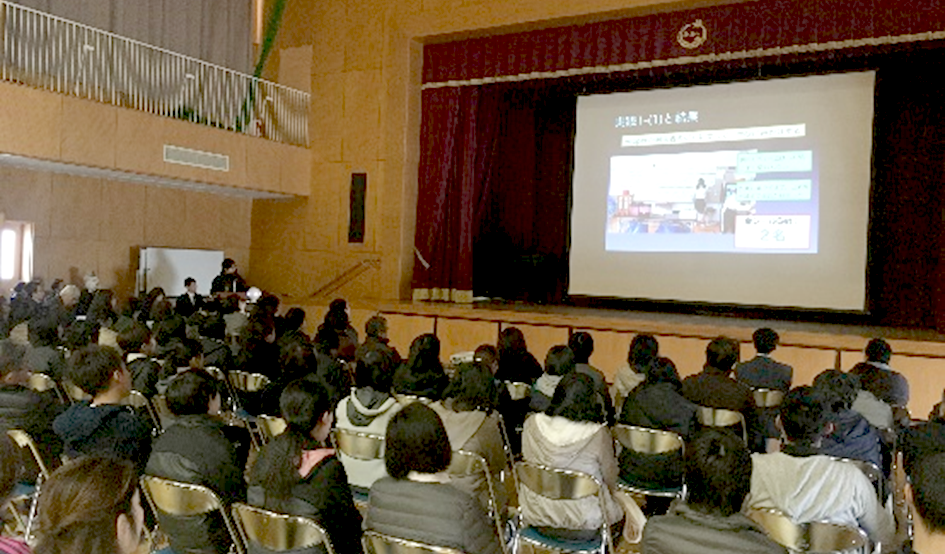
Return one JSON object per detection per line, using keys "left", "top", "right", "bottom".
{"left": 735, "top": 355, "right": 793, "bottom": 391}
{"left": 682, "top": 367, "right": 753, "bottom": 412}
{"left": 849, "top": 362, "right": 909, "bottom": 407}
{"left": 175, "top": 293, "right": 204, "bottom": 317}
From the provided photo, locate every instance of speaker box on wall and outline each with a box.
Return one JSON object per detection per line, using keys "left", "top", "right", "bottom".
{"left": 349, "top": 172, "right": 366, "bottom": 243}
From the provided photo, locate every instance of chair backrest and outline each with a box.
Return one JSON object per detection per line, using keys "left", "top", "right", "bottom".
{"left": 141, "top": 475, "right": 244, "bottom": 554}
{"left": 752, "top": 388, "right": 786, "bottom": 408}
{"left": 227, "top": 371, "right": 271, "bottom": 393}
{"left": 504, "top": 381, "right": 530, "bottom": 401}
{"left": 232, "top": 502, "right": 333, "bottom": 554}
{"left": 331, "top": 428, "right": 385, "bottom": 461}
{"left": 392, "top": 392, "right": 431, "bottom": 406}
{"left": 449, "top": 351, "right": 476, "bottom": 366}
{"left": 446, "top": 450, "right": 505, "bottom": 552}
{"left": 6, "top": 429, "right": 51, "bottom": 479}
{"left": 151, "top": 394, "right": 174, "bottom": 428}
{"left": 612, "top": 424, "right": 684, "bottom": 455}
{"left": 515, "top": 461, "right": 613, "bottom": 554}
{"left": 695, "top": 406, "right": 747, "bottom": 441}
{"left": 27, "top": 372, "right": 66, "bottom": 403}
{"left": 363, "top": 530, "right": 465, "bottom": 554}
{"left": 61, "top": 380, "right": 91, "bottom": 402}
{"left": 256, "top": 415, "right": 287, "bottom": 443}
{"left": 747, "top": 507, "right": 869, "bottom": 553}
{"left": 120, "top": 390, "right": 162, "bottom": 433}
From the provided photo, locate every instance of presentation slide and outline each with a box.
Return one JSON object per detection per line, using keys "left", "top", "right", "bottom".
{"left": 569, "top": 72, "right": 875, "bottom": 310}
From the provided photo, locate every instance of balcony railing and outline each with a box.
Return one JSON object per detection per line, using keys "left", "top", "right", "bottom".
{"left": 0, "top": 1, "right": 309, "bottom": 147}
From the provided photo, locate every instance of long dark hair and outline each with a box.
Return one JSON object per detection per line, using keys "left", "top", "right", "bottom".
{"left": 547, "top": 372, "right": 606, "bottom": 424}
{"left": 258, "top": 380, "right": 330, "bottom": 505}
{"left": 442, "top": 362, "right": 499, "bottom": 413}
{"left": 86, "top": 289, "right": 115, "bottom": 327}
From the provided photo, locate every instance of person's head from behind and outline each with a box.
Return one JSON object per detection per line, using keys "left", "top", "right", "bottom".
{"left": 283, "top": 307, "right": 306, "bottom": 333}
{"left": 629, "top": 334, "right": 659, "bottom": 368}
{"left": 324, "top": 298, "right": 349, "bottom": 330}
{"left": 498, "top": 327, "right": 527, "bottom": 359}
{"left": 813, "top": 369, "right": 860, "bottom": 413}
{"left": 354, "top": 347, "right": 393, "bottom": 392}
{"left": 87, "top": 289, "right": 115, "bottom": 325}
{"left": 365, "top": 315, "right": 388, "bottom": 340}
{"left": 117, "top": 322, "right": 152, "bottom": 355}
{"left": 865, "top": 338, "right": 892, "bottom": 364}
{"left": 443, "top": 362, "right": 499, "bottom": 413}
{"left": 0, "top": 340, "right": 28, "bottom": 386}
{"left": 67, "top": 345, "right": 128, "bottom": 399}
{"left": 407, "top": 333, "right": 441, "bottom": 369}
{"left": 779, "top": 386, "right": 831, "bottom": 444}
{"left": 165, "top": 369, "right": 221, "bottom": 416}
{"left": 645, "top": 356, "right": 682, "bottom": 388}
{"left": 705, "top": 336, "right": 739, "bottom": 372}
{"left": 752, "top": 328, "right": 779, "bottom": 355}
{"left": 63, "top": 321, "right": 99, "bottom": 351}
{"left": 153, "top": 316, "right": 185, "bottom": 347}
{"left": 166, "top": 338, "right": 204, "bottom": 371}
{"left": 281, "top": 379, "right": 333, "bottom": 443}
{"left": 474, "top": 344, "right": 499, "bottom": 375}
{"left": 313, "top": 327, "right": 340, "bottom": 357}
{"left": 547, "top": 372, "right": 605, "bottom": 424}
{"left": 35, "top": 457, "right": 142, "bottom": 554}
{"left": 685, "top": 428, "right": 752, "bottom": 517}
{"left": 568, "top": 332, "right": 594, "bottom": 364}
{"left": 544, "top": 345, "right": 575, "bottom": 377}
{"left": 385, "top": 403, "right": 452, "bottom": 479}
{"left": 913, "top": 452, "right": 945, "bottom": 533}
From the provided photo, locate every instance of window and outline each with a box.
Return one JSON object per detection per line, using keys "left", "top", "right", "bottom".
{"left": 0, "top": 221, "right": 33, "bottom": 284}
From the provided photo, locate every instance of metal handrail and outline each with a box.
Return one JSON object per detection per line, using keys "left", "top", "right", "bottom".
{"left": 0, "top": 1, "right": 309, "bottom": 146}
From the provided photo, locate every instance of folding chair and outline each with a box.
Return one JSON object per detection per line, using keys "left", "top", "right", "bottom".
{"left": 120, "top": 390, "right": 163, "bottom": 434}
{"left": 227, "top": 370, "right": 272, "bottom": 448}
{"left": 447, "top": 450, "right": 506, "bottom": 553}
{"left": 141, "top": 475, "right": 244, "bottom": 554}
{"left": 330, "top": 428, "right": 385, "bottom": 514}
{"left": 255, "top": 415, "right": 287, "bottom": 444}
{"left": 752, "top": 388, "right": 786, "bottom": 408}
{"left": 504, "top": 382, "right": 531, "bottom": 402}
{"left": 27, "top": 372, "right": 66, "bottom": 403}
{"left": 363, "top": 531, "right": 464, "bottom": 554}
{"left": 611, "top": 424, "right": 685, "bottom": 500}
{"left": 747, "top": 507, "right": 869, "bottom": 553}
{"left": 5, "top": 429, "right": 52, "bottom": 538}
{"left": 514, "top": 461, "right": 614, "bottom": 554}
{"left": 695, "top": 405, "right": 747, "bottom": 442}
{"left": 392, "top": 392, "right": 432, "bottom": 406}
{"left": 61, "top": 379, "right": 91, "bottom": 402}
{"left": 232, "top": 502, "right": 334, "bottom": 554}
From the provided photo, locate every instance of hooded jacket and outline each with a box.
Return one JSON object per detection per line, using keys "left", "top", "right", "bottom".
{"left": 521, "top": 413, "right": 623, "bottom": 531}
{"left": 818, "top": 408, "right": 883, "bottom": 468}
{"left": 334, "top": 388, "right": 401, "bottom": 490}
{"left": 52, "top": 401, "right": 151, "bottom": 473}
{"left": 529, "top": 374, "right": 563, "bottom": 413}
{"left": 642, "top": 503, "right": 787, "bottom": 554}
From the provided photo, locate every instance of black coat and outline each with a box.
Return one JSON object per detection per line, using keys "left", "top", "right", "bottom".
{"left": 0, "top": 384, "right": 64, "bottom": 466}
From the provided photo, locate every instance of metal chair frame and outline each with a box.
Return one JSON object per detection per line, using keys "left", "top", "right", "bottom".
{"left": 448, "top": 449, "right": 507, "bottom": 554}
{"left": 27, "top": 372, "right": 66, "bottom": 403}
{"left": 747, "top": 507, "right": 869, "bottom": 553}
{"left": 5, "top": 429, "right": 51, "bottom": 539}
{"left": 363, "top": 530, "right": 465, "bottom": 554}
{"left": 231, "top": 502, "right": 334, "bottom": 554}
{"left": 695, "top": 405, "right": 748, "bottom": 443}
{"left": 514, "top": 461, "right": 614, "bottom": 554}
{"left": 611, "top": 424, "right": 686, "bottom": 499}
{"left": 141, "top": 474, "right": 244, "bottom": 554}
{"left": 752, "top": 388, "right": 786, "bottom": 408}
{"left": 255, "top": 415, "right": 287, "bottom": 444}
{"left": 330, "top": 428, "right": 386, "bottom": 513}
{"left": 121, "top": 389, "right": 163, "bottom": 434}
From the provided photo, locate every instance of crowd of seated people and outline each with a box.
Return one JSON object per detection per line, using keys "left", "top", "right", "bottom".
{"left": 3, "top": 276, "right": 945, "bottom": 554}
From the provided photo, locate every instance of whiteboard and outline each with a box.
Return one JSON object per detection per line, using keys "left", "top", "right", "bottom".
{"left": 138, "top": 248, "right": 225, "bottom": 297}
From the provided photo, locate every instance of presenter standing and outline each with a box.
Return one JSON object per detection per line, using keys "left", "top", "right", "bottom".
{"left": 210, "top": 258, "right": 248, "bottom": 295}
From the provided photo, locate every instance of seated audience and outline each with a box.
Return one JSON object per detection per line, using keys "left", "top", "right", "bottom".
{"left": 682, "top": 336, "right": 752, "bottom": 413}
{"left": 34, "top": 457, "right": 144, "bottom": 554}
{"left": 735, "top": 328, "right": 793, "bottom": 391}
{"left": 618, "top": 357, "right": 696, "bottom": 502}
{"left": 365, "top": 403, "right": 502, "bottom": 554}
{"left": 117, "top": 322, "right": 162, "bottom": 397}
{"left": 494, "top": 327, "right": 542, "bottom": 384}
{"left": 25, "top": 314, "right": 65, "bottom": 380}
{"left": 613, "top": 334, "right": 659, "bottom": 407}
{"left": 221, "top": 295, "right": 248, "bottom": 339}
{"left": 318, "top": 299, "right": 358, "bottom": 361}
{"left": 902, "top": 397, "right": 945, "bottom": 482}
{"left": 849, "top": 338, "right": 909, "bottom": 408}
{"left": 356, "top": 315, "right": 402, "bottom": 370}
{"left": 521, "top": 372, "right": 624, "bottom": 541}
{"left": 851, "top": 378, "right": 894, "bottom": 431}
{"left": 911, "top": 452, "right": 945, "bottom": 552}
{"left": 276, "top": 307, "right": 310, "bottom": 355}
{"left": 431, "top": 362, "right": 508, "bottom": 513}
{"left": 174, "top": 277, "right": 204, "bottom": 318}
{"left": 393, "top": 334, "right": 448, "bottom": 401}
{"left": 312, "top": 327, "right": 351, "bottom": 407}
{"left": 0, "top": 433, "right": 29, "bottom": 553}
{"left": 156, "top": 338, "right": 205, "bottom": 394}
{"left": 147, "top": 370, "right": 249, "bottom": 554}
{"left": 53, "top": 345, "right": 152, "bottom": 472}
{"left": 248, "top": 379, "right": 362, "bottom": 554}
{"left": 568, "top": 332, "right": 614, "bottom": 423}
{"left": 811, "top": 370, "right": 882, "bottom": 468}
{"left": 0, "top": 340, "right": 64, "bottom": 467}
{"left": 529, "top": 345, "right": 575, "bottom": 413}
{"left": 747, "top": 386, "right": 894, "bottom": 545}
{"left": 335, "top": 348, "right": 401, "bottom": 491}
{"left": 235, "top": 315, "right": 280, "bottom": 382}
{"left": 136, "top": 287, "right": 165, "bottom": 323}
{"left": 641, "top": 429, "right": 787, "bottom": 554}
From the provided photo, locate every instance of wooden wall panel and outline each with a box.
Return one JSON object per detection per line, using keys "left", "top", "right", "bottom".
{"left": 890, "top": 355, "right": 945, "bottom": 420}
{"left": 658, "top": 336, "right": 709, "bottom": 378}
{"left": 839, "top": 351, "right": 863, "bottom": 371}
{"left": 437, "top": 318, "right": 499, "bottom": 359}
{"left": 771, "top": 347, "right": 838, "bottom": 387}
{"left": 383, "top": 313, "right": 435, "bottom": 359}
{"left": 50, "top": 175, "right": 103, "bottom": 240}
{"left": 60, "top": 97, "right": 117, "bottom": 168}
{"left": 0, "top": 83, "right": 61, "bottom": 160}
{"left": 575, "top": 329, "right": 634, "bottom": 383}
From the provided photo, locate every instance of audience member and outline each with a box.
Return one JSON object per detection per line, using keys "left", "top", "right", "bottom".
{"left": 276, "top": 307, "right": 310, "bottom": 355}
{"left": 210, "top": 258, "right": 247, "bottom": 295}
{"left": 747, "top": 386, "right": 894, "bottom": 545}
{"left": 568, "top": 331, "right": 614, "bottom": 422}
{"left": 849, "top": 338, "right": 909, "bottom": 407}
{"left": 811, "top": 370, "right": 882, "bottom": 468}
{"left": 318, "top": 299, "right": 359, "bottom": 361}
{"left": 520, "top": 372, "right": 624, "bottom": 541}
{"left": 364, "top": 403, "right": 502, "bottom": 554}
{"left": 735, "top": 328, "right": 792, "bottom": 391}
{"left": 0, "top": 433, "right": 29, "bottom": 553}
{"left": 311, "top": 327, "right": 351, "bottom": 407}
{"left": 529, "top": 345, "right": 575, "bottom": 413}
{"left": 494, "top": 327, "right": 542, "bottom": 384}
{"left": 618, "top": 357, "right": 696, "bottom": 502}
{"left": 147, "top": 369, "right": 249, "bottom": 554}
{"left": 0, "top": 340, "right": 63, "bottom": 468}
{"left": 641, "top": 429, "right": 787, "bottom": 554}
{"left": 431, "top": 362, "right": 507, "bottom": 513}
{"left": 682, "top": 336, "right": 752, "bottom": 412}
{"left": 248, "top": 379, "right": 362, "bottom": 554}
{"left": 117, "top": 322, "right": 162, "bottom": 397}
{"left": 335, "top": 348, "right": 401, "bottom": 491}
{"left": 393, "top": 334, "right": 448, "bottom": 401}
{"left": 175, "top": 277, "right": 204, "bottom": 318}
{"left": 902, "top": 397, "right": 945, "bottom": 482}
{"left": 34, "top": 457, "right": 144, "bottom": 554}
{"left": 613, "top": 334, "right": 659, "bottom": 406}
{"left": 24, "top": 313, "right": 66, "bottom": 380}
{"left": 356, "top": 315, "right": 402, "bottom": 370}
{"left": 53, "top": 345, "right": 151, "bottom": 472}
{"left": 911, "top": 452, "right": 945, "bottom": 551}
